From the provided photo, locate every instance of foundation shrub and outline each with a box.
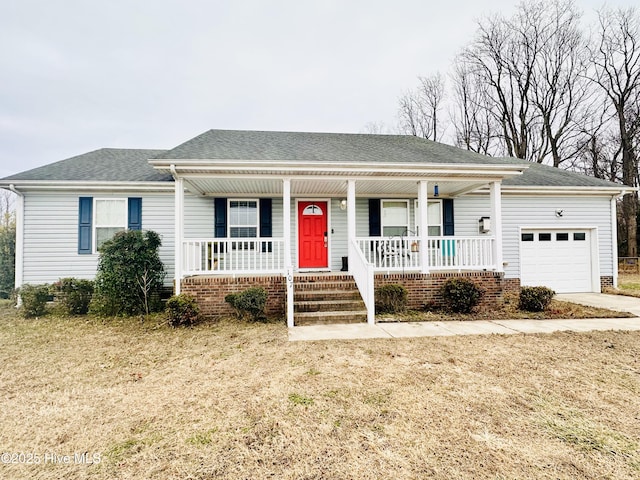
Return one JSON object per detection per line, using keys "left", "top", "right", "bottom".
{"left": 375, "top": 284, "right": 408, "bottom": 314}
{"left": 225, "top": 287, "right": 268, "bottom": 322}
{"left": 18, "top": 283, "right": 51, "bottom": 318}
{"left": 440, "top": 277, "right": 483, "bottom": 313}
{"left": 166, "top": 294, "right": 200, "bottom": 327}
{"left": 519, "top": 286, "right": 555, "bottom": 312}
{"left": 52, "top": 278, "right": 94, "bottom": 315}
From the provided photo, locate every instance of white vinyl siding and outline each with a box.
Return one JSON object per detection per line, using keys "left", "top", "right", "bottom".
{"left": 21, "top": 191, "right": 175, "bottom": 286}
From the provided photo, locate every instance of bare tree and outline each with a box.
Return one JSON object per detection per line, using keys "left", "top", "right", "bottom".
{"left": 450, "top": 59, "right": 500, "bottom": 155}
{"left": 0, "top": 190, "right": 15, "bottom": 229}
{"left": 589, "top": 7, "right": 640, "bottom": 256}
{"left": 417, "top": 73, "right": 445, "bottom": 141}
{"left": 361, "top": 121, "right": 394, "bottom": 135}
{"left": 397, "top": 73, "right": 445, "bottom": 141}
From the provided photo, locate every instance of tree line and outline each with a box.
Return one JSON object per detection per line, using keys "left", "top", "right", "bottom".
{"left": 368, "top": 1, "right": 640, "bottom": 257}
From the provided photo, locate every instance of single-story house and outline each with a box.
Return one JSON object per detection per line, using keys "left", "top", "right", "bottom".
{"left": 0, "top": 129, "right": 629, "bottom": 326}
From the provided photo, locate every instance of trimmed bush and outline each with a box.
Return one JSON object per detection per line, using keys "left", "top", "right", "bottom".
{"left": 225, "top": 287, "right": 268, "bottom": 322}
{"left": 166, "top": 294, "right": 200, "bottom": 327}
{"left": 91, "top": 230, "right": 166, "bottom": 316}
{"left": 375, "top": 284, "right": 408, "bottom": 314}
{"left": 19, "top": 283, "right": 50, "bottom": 318}
{"left": 519, "top": 286, "right": 555, "bottom": 312}
{"left": 52, "top": 278, "right": 94, "bottom": 315}
{"left": 440, "top": 277, "right": 483, "bottom": 313}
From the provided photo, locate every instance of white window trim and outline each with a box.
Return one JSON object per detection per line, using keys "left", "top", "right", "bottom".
{"left": 414, "top": 199, "right": 443, "bottom": 236}
{"left": 227, "top": 198, "right": 260, "bottom": 238}
{"left": 93, "top": 198, "right": 127, "bottom": 253}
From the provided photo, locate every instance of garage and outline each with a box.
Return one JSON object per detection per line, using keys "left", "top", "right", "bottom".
{"left": 520, "top": 229, "right": 595, "bottom": 293}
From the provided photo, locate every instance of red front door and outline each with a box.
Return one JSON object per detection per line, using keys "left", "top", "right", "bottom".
{"left": 298, "top": 201, "right": 328, "bottom": 269}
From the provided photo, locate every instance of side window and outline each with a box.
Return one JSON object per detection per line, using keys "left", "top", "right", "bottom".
{"left": 94, "top": 199, "right": 127, "bottom": 250}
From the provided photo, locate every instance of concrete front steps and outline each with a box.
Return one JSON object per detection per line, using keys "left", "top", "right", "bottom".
{"left": 294, "top": 274, "right": 368, "bottom": 326}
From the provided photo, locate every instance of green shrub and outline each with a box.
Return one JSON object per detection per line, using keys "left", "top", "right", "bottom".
{"left": 375, "top": 284, "right": 408, "bottom": 314}
{"left": 440, "top": 277, "right": 483, "bottom": 313}
{"left": 225, "top": 287, "right": 268, "bottom": 322}
{"left": 52, "top": 278, "right": 94, "bottom": 315}
{"left": 519, "top": 286, "right": 555, "bottom": 312}
{"left": 166, "top": 294, "right": 200, "bottom": 327}
{"left": 18, "top": 283, "right": 51, "bottom": 318}
{"left": 91, "top": 230, "right": 166, "bottom": 316}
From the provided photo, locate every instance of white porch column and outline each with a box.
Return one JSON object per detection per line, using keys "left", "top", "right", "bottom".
{"left": 611, "top": 196, "right": 618, "bottom": 289}
{"left": 418, "top": 180, "right": 430, "bottom": 274}
{"left": 490, "top": 181, "right": 504, "bottom": 272}
{"left": 283, "top": 179, "right": 294, "bottom": 328}
{"left": 174, "top": 176, "right": 184, "bottom": 294}
{"left": 347, "top": 179, "right": 356, "bottom": 247}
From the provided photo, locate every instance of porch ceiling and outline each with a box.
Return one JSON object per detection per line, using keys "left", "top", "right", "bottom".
{"left": 182, "top": 177, "right": 492, "bottom": 197}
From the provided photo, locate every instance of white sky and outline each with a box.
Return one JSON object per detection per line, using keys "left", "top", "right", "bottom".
{"left": 0, "top": 0, "right": 635, "bottom": 178}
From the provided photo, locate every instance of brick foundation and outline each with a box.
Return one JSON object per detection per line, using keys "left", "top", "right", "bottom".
{"left": 181, "top": 275, "right": 285, "bottom": 319}
{"left": 374, "top": 271, "right": 507, "bottom": 310}
{"left": 600, "top": 276, "right": 613, "bottom": 291}
{"left": 181, "top": 271, "right": 514, "bottom": 319}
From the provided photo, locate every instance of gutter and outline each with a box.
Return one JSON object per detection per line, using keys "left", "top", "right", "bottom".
{"left": 8, "top": 184, "right": 24, "bottom": 305}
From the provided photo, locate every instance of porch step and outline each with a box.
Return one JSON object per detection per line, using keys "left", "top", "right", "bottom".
{"left": 294, "top": 310, "right": 368, "bottom": 326}
{"left": 293, "top": 274, "right": 367, "bottom": 326}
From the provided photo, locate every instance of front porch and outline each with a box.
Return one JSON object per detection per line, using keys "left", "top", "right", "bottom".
{"left": 164, "top": 161, "right": 520, "bottom": 327}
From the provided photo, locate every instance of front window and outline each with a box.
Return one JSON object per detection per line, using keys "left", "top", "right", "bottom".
{"left": 229, "top": 200, "right": 258, "bottom": 238}
{"left": 382, "top": 200, "right": 409, "bottom": 236}
{"left": 415, "top": 200, "right": 443, "bottom": 236}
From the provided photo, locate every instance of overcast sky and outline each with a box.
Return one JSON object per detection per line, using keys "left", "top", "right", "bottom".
{"left": 0, "top": 0, "right": 635, "bottom": 179}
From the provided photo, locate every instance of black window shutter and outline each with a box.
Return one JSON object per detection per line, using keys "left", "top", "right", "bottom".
{"left": 127, "top": 197, "right": 142, "bottom": 230}
{"left": 259, "top": 198, "right": 272, "bottom": 252}
{"left": 78, "top": 197, "right": 93, "bottom": 254}
{"left": 214, "top": 198, "right": 227, "bottom": 238}
{"left": 368, "top": 199, "right": 381, "bottom": 236}
{"left": 443, "top": 199, "right": 455, "bottom": 236}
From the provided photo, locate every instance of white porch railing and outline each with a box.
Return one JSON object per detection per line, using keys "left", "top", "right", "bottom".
{"left": 349, "top": 239, "right": 375, "bottom": 324}
{"left": 182, "top": 238, "right": 285, "bottom": 275}
{"left": 356, "top": 236, "right": 495, "bottom": 271}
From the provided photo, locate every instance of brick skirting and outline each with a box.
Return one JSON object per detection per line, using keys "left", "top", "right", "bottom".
{"left": 181, "top": 271, "right": 513, "bottom": 319}
{"left": 181, "top": 275, "right": 286, "bottom": 319}
{"left": 600, "top": 276, "right": 613, "bottom": 291}
{"left": 374, "top": 271, "right": 507, "bottom": 310}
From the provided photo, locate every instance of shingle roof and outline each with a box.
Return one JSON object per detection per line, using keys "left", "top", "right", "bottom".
{"left": 502, "top": 161, "right": 621, "bottom": 188}
{"left": 0, "top": 130, "right": 625, "bottom": 190}
{"left": 1, "top": 148, "right": 169, "bottom": 182}
{"left": 156, "top": 129, "right": 524, "bottom": 165}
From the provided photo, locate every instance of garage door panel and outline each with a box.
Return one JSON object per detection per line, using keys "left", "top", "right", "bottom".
{"left": 520, "top": 229, "right": 592, "bottom": 293}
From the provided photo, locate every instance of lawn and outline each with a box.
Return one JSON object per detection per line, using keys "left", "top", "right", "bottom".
{"left": 1, "top": 302, "right": 639, "bottom": 479}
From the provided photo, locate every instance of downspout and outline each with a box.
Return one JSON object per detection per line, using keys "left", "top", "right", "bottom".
{"left": 9, "top": 184, "right": 24, "bottom": 306}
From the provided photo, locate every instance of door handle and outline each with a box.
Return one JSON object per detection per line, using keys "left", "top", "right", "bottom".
{"left": 324, "top": 232, "right": 328, "bottom": 248}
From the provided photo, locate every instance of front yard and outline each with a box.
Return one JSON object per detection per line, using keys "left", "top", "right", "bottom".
{"left": 1, "top": 300, "right": 639, "bottom": 479}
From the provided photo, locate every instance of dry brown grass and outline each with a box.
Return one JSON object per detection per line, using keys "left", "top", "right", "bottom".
{"left": 614, "top": 273, "right": 640, "bottom": 298}
{"left": 1, "top": 303, "right": 639, "bottom": 479}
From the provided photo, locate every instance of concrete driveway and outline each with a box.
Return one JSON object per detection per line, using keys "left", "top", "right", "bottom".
{"left": 556, "top": 292, "right": 640, "bottom": 316}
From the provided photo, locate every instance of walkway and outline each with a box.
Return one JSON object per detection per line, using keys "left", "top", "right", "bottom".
{"left": 289, "top": 293, "right": 640, "bottom": 342}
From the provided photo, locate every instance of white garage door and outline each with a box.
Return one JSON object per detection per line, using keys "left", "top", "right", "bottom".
{"left": 520, "top": 229, "right": 593, "bottom": 293}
